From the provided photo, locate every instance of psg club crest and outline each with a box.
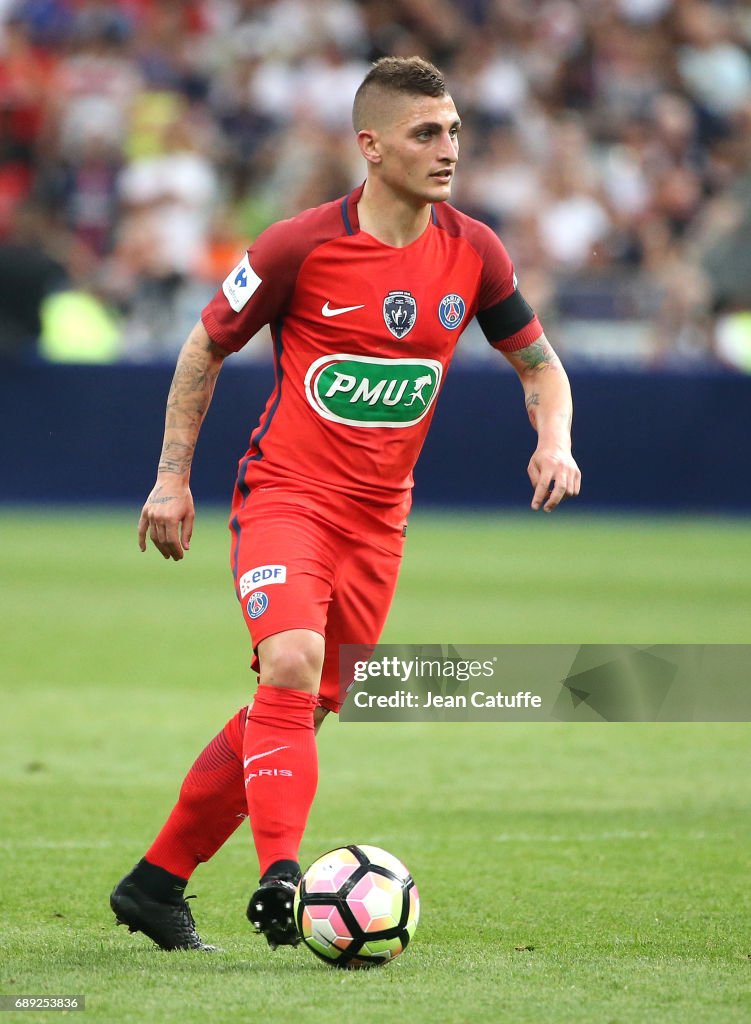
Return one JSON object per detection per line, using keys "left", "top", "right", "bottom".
{"left": 438, "top": 293, "right": 466, "bottom": 330}
{"left": 246, "top": 591, "right": 269, "bottom": 619}
{"left": 383, "top": 291, "right": 417, "bottom": 339}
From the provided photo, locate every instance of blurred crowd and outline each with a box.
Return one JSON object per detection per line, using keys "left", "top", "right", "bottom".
{"left": 1, "top": 0, "right": 751, "bottom": 367}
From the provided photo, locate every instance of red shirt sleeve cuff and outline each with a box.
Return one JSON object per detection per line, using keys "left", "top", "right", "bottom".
{"left": 201, "top": 309, "right": 243, "bottom": 352}
{"left": 489, "top": 316, "right": 543, "bottom": 353}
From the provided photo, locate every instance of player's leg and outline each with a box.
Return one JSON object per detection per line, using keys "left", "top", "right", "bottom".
{"left": 110, "top": 706, "right": 249, "bottom": 951}
{"left": 244, "top": 628, "right": 323, "bottom": 874}
{"left": 111, "top": 498, "right": 336, "bottom": 951}
{"left": 317, "top": 529, "right": 404, "bottom": 716}
{"left": 257, "top": 527, "right": 402, "bottom": 948}
{"left": 242, "top": 628, "right": 324, "bottom": 948}
{"left": 110, "top": 700, "right": 332, "bottom": 951}
{"left": 233, "top": 497, "right": 338, "bottom": 947}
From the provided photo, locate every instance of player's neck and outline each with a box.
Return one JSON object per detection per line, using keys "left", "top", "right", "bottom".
{"left": 357, "top": 180, "right": 432, "bottom": 248}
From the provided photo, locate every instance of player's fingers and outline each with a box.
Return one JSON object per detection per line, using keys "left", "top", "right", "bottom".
{"left": 161, "top": 519, "right": 185, "bottom": 561}
{"left": 148, "top": 521, "right": 165, "bottom": 556}
{"left": 558, "top": 465, "right": 581, "bottom": 502}
{"left": 137, "top": 510, "right": 148, "bottom": 552}
{"left": 149, "top": 518, "right": 173, "bottom": 560}
{"left": 531, "top": 472, "right": 554, "bottom": 511}
{"left": 543, "top": 475, "right": 569, "bottom": 512}
{"left": 545, "top": 460, "right": 583, "bottom": 509}
{"left": 181, "top": 511, "right": 194, "bottom": 552}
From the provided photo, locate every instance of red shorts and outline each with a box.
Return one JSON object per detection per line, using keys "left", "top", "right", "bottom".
{"left": 229, "top": 489, "right": 404, "bottom": 713}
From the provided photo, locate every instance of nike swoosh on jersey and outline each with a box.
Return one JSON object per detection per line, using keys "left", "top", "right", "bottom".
{"left": 243, "top": 745, "right": 290, "bottom": 768}
{"left": 321, "top": 301, "right": 366, "bottom": 317}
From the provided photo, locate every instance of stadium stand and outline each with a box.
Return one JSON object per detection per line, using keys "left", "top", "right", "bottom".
{"left": 1, "top": 0, "right": 750, "bottom": 368}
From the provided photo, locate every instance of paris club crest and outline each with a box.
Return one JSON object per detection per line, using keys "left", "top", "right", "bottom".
{"left": 383, "top": 291, "right": 417, "bottom": 339}
{"left": 438, "top": 293, "right": 466, "bottom": 330}
{"left": 246, "top": 591, "right": 269, "bottom": 619}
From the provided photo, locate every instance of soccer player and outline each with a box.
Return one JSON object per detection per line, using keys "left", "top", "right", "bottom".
{"left": 110, "top": 56, "right": 580, "bottom": 952}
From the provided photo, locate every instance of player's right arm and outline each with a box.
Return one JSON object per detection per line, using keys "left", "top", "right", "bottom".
{"left": 138, "top": 320, "right": 229, "bottom": 561}
{"left": 140, "top": 211, "right": 328, "bottom": 559}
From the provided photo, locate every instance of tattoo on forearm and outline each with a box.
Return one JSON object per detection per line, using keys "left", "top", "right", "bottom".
{"left": 158, "top": 440, "right": 195, "bottom": 476}
{"left": 166, "top": 355, "right": 217, "bottom": 427}
{"left": 514, "top": 336, "right": 573, "bottom": 436}
{"left": 160, "top": 337, "right": 222, "bottom": 474}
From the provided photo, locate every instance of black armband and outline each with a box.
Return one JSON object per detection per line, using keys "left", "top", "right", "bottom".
{"left": 476, "top": 289, "right": 535, "bottom": 344}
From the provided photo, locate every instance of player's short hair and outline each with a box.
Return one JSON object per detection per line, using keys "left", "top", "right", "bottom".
{"left": 352, "top": 56, "right": 446, "bottom": 131}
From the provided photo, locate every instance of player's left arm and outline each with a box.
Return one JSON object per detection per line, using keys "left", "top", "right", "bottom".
{"left": 502, "top": 333, "right": 581, "bottom": 513}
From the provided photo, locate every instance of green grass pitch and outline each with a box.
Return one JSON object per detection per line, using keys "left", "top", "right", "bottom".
{"left": 1, "top": 508, "right": 750, "bottom": 1023}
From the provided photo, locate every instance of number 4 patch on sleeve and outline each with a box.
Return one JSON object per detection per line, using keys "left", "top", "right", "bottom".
{"left": 222, "top": 252, "right": 262, "bottom": 312}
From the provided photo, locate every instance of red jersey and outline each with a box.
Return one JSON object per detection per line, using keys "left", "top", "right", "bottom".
{"left": 202, "top": 184, "right": 542, "bottom": 550}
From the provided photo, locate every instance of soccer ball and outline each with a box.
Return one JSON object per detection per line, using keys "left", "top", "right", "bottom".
{"left": 294, "top": 844, "right": 419, "bottom": 968}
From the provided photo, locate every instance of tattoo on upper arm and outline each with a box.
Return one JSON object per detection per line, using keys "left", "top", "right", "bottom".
{"left": 518, "top": 338, "right": 555, "bottom": 371}
{"left": 525, "top": 392, "right": 540, "bottom": 409}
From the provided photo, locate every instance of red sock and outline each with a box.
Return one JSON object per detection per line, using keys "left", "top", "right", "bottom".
{"left": 243, "top": 684, "right": 318, "bottom": 876}
{"left": 145, "top": 707, "right": 248, "bottom": 879}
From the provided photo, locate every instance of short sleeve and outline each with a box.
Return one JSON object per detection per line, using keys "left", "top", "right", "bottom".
{"left": 474, "top": 224, "right": 543, "bottom": 353}
{"left": 201, "top": 218, "right": 302, "bottom": 353}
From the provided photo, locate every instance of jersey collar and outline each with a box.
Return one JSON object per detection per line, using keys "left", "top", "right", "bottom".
{"left": 341, "top": 184, "right": 364, "bottom": 235}
{"left": 342, "top": 184, "right": 438, "bottom": 237}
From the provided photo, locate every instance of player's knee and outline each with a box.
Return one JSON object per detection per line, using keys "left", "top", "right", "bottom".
{"left": 258, "top": 633, "right": 324, "bottom": 692}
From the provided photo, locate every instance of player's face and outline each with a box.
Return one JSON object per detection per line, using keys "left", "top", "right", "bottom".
{"left": 376, "top": 94, "right": 461, "bottom": 206}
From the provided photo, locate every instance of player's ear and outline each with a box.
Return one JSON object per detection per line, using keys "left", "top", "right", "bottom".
{"left": 357, "top": 129, "right": 382, "bottom": 166}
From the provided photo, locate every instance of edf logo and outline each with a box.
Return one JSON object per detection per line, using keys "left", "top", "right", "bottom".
{"left": 239, "top": 564, "right": 287, "bottom": 598}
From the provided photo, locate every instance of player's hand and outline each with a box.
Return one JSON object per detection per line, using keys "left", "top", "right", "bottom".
{"left": 528, "top": 445, "right": 581, "bottom": 513}
{"left": 137, "top": 480, "right": 195, "bottom": 560}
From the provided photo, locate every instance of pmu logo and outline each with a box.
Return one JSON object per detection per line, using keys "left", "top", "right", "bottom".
{"left": 438, "top": 293, "right": 466, "bottom": 330}
{"left": 246, "top": 590, "right": 269, "bottom": 619}
{"left": 304, "top": 354, "right": 442, "bottom": 428}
